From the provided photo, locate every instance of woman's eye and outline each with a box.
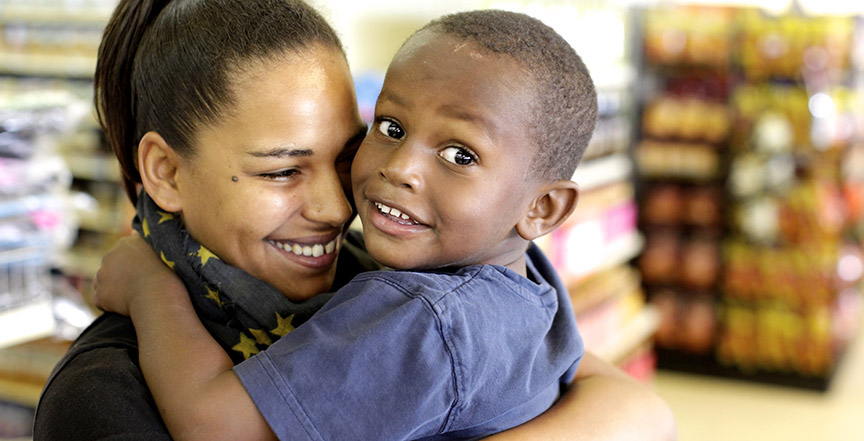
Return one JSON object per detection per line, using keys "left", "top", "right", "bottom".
{"left": 439, "top": 146, "right": 477, "bottom": 166}
{"left": 261, "top": 169, "right": 299, "bottom": 180}
{"left": 377, "top": 119, "right": 405, "bottom": 139}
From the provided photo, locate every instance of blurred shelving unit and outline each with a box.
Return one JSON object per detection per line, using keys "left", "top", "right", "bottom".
{"left": 0, "top": 1, "right": 119, "bottom": 436}
{"left": 633, "top": 4, "right": 864, "bottom": 391}
{"left": 1, "top": 0, "right": 131, "bottom": 290}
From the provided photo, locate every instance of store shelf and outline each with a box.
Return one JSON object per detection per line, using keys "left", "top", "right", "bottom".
{"left": 56, "top": 248, "right": 103, "bottom": 279}
{"left": 654, "top": 346, "right": 843, "bottom": 392}
{"left": 0, "top": 297, "right": 55, "bottom": 349}
{"left": 0, "top": 376, "right": 43, "bottom": 408}
{"left": 0, "top": 51, "right": 97, "bottom": 78}
{"left": 572, "top": 153, "right": 633, "bottom": 192}
{"left": 1, "top": 5, "right": 112, "bottom": 24}
{"left": 63, "top": 151, "right": 120, "bottom": 182}
{"left": 595, "top": 306, "right": 659, "bottom": 364}
{"left": 634, "top": 5, "right": 864, "bottom": 391}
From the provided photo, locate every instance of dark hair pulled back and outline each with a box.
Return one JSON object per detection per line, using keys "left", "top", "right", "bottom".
{"left": 94, "top": 0, "right": 344, "bottom": 204}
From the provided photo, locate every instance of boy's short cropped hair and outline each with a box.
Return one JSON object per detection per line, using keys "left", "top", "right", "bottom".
{"left": 418, "top": 10, "right": 598, "bottom": 181}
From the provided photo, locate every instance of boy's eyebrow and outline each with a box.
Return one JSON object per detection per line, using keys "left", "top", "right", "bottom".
{"left": 380, "top": 91, "right": 492, "bottom": 128}
{"left": 247, "top": 146, "right": 314, "bottom": 158}
{"left": 377, "top": 90, "right": 408, "bottom": 108}
{"left": 440, "top": 104, "right": 489, "bottom": 126}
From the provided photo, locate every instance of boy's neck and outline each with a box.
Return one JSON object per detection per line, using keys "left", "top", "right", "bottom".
{"left": 499, "top": 253, "right": 528, "bottom": 277}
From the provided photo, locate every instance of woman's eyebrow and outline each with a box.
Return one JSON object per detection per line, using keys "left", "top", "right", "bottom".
{"left": 247, "top": 146, "right": 314, "bottom": 158}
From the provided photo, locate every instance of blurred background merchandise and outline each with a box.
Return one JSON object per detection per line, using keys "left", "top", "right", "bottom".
{"left": 1, "top": 0, "right": 863, "bottom": 440}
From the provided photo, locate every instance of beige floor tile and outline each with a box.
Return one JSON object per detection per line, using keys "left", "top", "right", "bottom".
{"left": 652, "top": 331, "right": 864, "bottom": 441}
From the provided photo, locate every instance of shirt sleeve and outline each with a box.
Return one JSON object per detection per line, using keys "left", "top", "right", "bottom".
{"left": 234, "top": 275, "right": 457, "bottom": 441}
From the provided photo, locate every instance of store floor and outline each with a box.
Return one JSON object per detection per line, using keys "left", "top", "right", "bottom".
{"left": 652, "top": 331, "right": 864, "bottom": 441}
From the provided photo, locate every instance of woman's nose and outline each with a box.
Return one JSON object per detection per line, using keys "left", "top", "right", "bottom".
{"left": 305, "top": 171, "right": 353, "bottom": 226}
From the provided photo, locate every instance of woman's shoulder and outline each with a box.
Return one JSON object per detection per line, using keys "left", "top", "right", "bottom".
{"left": 37, "top": 313, "right": 142, "bottom": 407}
{"left": 33, "top": 313, "right": 170, "bottom": 440}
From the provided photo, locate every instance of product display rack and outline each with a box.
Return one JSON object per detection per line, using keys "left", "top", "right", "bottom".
{"left": 1, "top": 1, "right": 130, "bottom": 294}
{"left": 633, "top": 5, "right": 864, "bottom": 391}
{"left": 0, "top": 1, "right": 110, "bottom": 78}
{"left": 0, "top": 2, "right": 116, "bottom": 431}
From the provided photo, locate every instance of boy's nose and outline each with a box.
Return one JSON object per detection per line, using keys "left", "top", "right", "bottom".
{"left": 379, "top": 145, "right": 423, "bottom": 191}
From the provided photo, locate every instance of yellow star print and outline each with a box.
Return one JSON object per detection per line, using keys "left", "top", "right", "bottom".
{"left": 204, "top": 286, "right": 223, "bottom": 308}
{"left": 195, "top": 246, "right": 219, "bottom": 266}
{"left": 142, "top": 218, "right": 150, "bottom": 237}
{"left": 157, "top": 211, "right": 174, "bottom": 224}
{"left": 249, "top": 328, "right": 273, "bottom": 346}
{"left": 159, "top": 251, "right": 175, "bottom": 269}
{"left": 270, "top": 313, "right": 295, "bottom": 337}
{"left": 232, "top": 333, "right": 260, "bottom": 360}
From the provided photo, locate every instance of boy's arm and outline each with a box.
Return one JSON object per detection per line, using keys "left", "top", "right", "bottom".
{"left": 484, "top": 352, "right": 678, "bottom": 441}
{"left": 94, "top": 236, "right": 275, "bottom": 441}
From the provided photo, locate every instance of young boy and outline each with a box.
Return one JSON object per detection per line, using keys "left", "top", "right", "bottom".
{"left": 96, "top": 9, "right": 597, "bottom": 441}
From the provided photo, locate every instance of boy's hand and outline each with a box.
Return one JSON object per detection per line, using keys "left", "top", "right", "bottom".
{"left": 93, "top": 234, "right": 180, "bottom": 316}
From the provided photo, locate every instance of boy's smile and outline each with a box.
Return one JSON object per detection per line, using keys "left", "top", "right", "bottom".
{"left": 352, "top": 30, "right": 543, "bottom": 273}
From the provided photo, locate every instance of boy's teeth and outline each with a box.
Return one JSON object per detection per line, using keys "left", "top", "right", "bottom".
{"left": 375, "top": 202, "right": 414, "bottom": 221}
{"left": 272, "top": 237, "right": 339, "bottom": 258}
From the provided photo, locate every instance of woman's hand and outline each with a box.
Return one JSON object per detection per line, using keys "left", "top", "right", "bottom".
{"left": 93, "top": 234, "right": 181, "bottom": 316}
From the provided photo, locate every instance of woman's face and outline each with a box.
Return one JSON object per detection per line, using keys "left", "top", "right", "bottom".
{"left": 173, "top": 46, "right": 366, "bottom": 301}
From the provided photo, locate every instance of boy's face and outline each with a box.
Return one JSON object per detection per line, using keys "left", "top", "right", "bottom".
{"left": 352, "top": 31, "right": 540, "bottom": 271}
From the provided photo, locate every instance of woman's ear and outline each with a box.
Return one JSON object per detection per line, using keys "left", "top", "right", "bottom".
{"left": 515, "top": 180, "right": 580, "bottom": 241}
{"left": 138, "top": 131, "right": 183, "bottom": 212}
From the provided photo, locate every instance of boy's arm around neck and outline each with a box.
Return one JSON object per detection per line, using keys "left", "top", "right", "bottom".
{"left": 127, "top": 275, "right": 277, "bottom": 441}
{"left": 94, "top": 235, "right": 276, "bottom": 441}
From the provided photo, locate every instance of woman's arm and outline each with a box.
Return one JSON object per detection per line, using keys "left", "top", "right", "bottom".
{"left": 94, "top": 236, "right": 275, "bottom": 441}
{"left": 485, "top": 352, "right": 678, "bottom": 441}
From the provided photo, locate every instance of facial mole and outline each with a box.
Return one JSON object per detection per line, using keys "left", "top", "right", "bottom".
{"left": 232, "top": 176, "right": 239, "bottom": 182}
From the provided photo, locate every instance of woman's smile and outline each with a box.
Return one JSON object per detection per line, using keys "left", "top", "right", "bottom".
{"left": 267, "top": 232, "right": 341, "bottom": 269}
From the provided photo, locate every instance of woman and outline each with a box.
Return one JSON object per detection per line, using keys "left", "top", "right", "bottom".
{"left": 34, "top": 0, "right": 676, "bottom": 439}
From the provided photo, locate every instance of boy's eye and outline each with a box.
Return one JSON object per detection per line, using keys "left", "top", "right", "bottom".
{"left": 439, "top": 146, "right": 477, "bottom": 166}
{"left": 377, "top": 119, "right": 405, "bottom": 139}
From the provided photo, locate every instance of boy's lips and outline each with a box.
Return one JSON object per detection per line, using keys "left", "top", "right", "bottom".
{"left": 373, "top": 201, "right": 422, "bottom": 225}
{"left": 365, "top": 199, "right": 430, "bottom": 237}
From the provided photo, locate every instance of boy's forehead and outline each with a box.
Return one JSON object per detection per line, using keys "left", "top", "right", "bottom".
{"left": 391, "top": 31, "right": 527, "bottom": 92}
{"left": 398, "top": 30, "right": 488, "bottom": 62}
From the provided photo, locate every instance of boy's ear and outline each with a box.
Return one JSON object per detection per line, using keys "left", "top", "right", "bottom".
{"left": 138, "top": 131, "right": 183, "bottom": 212}
{"left": 515, "top": 180, "right": 580, "bottom": 241}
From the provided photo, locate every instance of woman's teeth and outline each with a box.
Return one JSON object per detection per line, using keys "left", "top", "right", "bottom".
{"left": 375, "top": 202, "right": 415, "bottom": 223}
{"left": 270, "top": 237, "right": 338, "bottom": 258}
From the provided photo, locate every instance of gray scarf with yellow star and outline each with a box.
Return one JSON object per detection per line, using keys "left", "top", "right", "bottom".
{"left": 133, "top": 190, "right": 335, "bottom": 364}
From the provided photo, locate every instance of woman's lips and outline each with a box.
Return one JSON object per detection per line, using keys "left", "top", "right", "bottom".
{"left": 267, "top": 234, "right": 341, "bottom": 269}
